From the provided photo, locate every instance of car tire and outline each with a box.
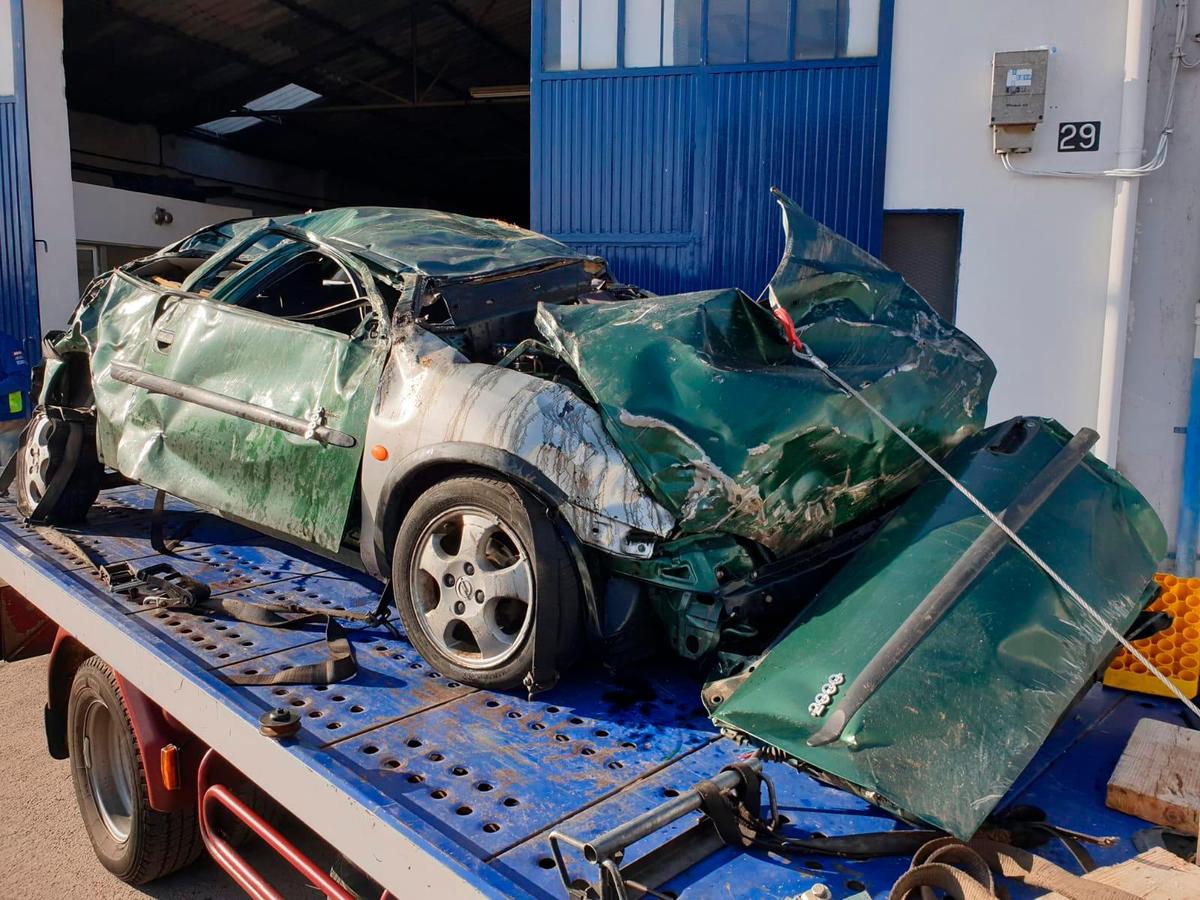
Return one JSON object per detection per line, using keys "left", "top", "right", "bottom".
{"left": 67, "top": 656, "right": 203, "bottom": 884}
{"left": 393, "top": 474, "right": 580, "bottom": 690}
{"left": 14, "top": 409, "right": 102, "bottom": 523}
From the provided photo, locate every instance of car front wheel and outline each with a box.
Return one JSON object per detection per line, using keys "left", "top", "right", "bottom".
{"left": 392, "top": 474, "right": 580, "bottom": 689}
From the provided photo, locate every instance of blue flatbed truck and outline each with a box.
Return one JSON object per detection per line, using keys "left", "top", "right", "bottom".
{"left": 0, "top": 484, "right": 1187, "bottom": 898}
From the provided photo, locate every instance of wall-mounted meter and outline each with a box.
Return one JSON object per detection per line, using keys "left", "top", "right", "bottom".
{"left": 991, "top": 49, "right": 1049, "bottom": 153}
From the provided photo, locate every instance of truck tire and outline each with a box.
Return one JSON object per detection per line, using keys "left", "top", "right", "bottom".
{"left": 67, "top": 656, "right": 203, "bottom": 884}
{"left": 393, "top": 474, "right": 580, "bottom": 689}
{"left": 14, "top": 410, "right": 101, "bottom": 523}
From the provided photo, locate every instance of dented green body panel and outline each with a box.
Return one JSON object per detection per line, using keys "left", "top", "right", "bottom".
{"left": 711, "top": 417, "right": 1167, "bottom": 839}
{"left": 536, "top": 195, "right": 995, "bottom": 557}
{"left": 85, "top": 273, "right": 382, "bottom": 550}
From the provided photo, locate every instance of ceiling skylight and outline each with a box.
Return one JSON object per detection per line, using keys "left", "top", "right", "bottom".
{"left": 196, "top": 83, "right": 322, "bottom": 136}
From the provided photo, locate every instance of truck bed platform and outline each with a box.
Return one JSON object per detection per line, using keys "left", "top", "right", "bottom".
{"left": 0, "top": 486, "right": 1187, "bottom": 898}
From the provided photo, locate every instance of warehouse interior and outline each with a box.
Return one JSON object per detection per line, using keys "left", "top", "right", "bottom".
{"left": 62, "top": 0, "right": 532, "bottom": 222}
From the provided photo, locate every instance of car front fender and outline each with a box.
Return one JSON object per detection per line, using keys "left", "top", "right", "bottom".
{"left": 358, "top": 325, "right": 674, "bottom": 578}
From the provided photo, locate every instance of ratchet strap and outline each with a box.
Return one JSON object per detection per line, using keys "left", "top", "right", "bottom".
{"left": 118, "top": 562, "right": 397, "bottom": 687}
{"left": 150, "top": 488, "right": 200, "bottom": 554}
{"left": 27, "top": 504, "right": 395, "bottom": 687}
{"left": 889, "top": 837, "right": 1138, "bottom": 900}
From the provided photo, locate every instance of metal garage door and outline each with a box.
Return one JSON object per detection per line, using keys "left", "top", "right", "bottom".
{"left": 531, "top": 0, "right": 894, "bottom": 295}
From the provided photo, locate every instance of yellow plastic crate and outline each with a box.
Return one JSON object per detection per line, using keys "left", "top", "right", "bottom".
{"left": 1103, "top": 573, "right": 1200, "bottom": 700}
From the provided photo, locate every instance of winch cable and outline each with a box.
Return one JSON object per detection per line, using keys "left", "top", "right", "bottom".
{"left": 792, "top": 342, "right": 1200, "bottom": 720}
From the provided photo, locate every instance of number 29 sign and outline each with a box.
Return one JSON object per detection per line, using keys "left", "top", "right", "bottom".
{"left": 1058, "top": 121, "right": 1101, "bottom": 152}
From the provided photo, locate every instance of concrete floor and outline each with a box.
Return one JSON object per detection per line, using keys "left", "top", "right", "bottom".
{"left": 0, "top": 655, "right": 337, "bottom": 899}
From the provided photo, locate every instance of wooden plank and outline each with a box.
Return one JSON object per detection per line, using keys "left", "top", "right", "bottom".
{"left": 1039, "top": 848, "right": 1200, "bottom": 899}
{"left": 1106, "top": 718, "right": 1200, "bottom": 835}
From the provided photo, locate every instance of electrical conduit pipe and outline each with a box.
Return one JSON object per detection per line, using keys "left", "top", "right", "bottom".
{"left": 1176, "top": 301, "right": 1200, "bottom": 578}
{"left": 1095, "top": 0, "right": 1155, "bottom": 464}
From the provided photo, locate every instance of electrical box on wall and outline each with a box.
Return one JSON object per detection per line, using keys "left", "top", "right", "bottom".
{"left": 991, "top": 49, "right": 1049, "bottom": 153}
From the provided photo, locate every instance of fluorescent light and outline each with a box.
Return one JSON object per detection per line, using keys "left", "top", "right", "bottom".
{"left": 196, "top": 83, "right": 322, "bottom": 136}
{"left": 468, "top": 84, "right": 531, "bottom": 99}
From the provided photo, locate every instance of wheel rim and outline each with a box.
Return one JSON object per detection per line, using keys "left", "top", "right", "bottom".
{"left": 24, "top": 415, "right": 53, "bottom": 505}
{"left": 81, "top": 698, "right": 134, "bottom": 843}
{"left": 408, "top": 505, "right": 535, "bottom": 670}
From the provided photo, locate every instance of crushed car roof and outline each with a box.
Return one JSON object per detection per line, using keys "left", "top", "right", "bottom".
{"left": 182, "top": 208, "right": 595, "bottom": 280}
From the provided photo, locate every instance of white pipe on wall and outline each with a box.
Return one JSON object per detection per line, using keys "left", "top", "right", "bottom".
{"left": 1095, "top": 0, "right": 1156, "bottom": 464}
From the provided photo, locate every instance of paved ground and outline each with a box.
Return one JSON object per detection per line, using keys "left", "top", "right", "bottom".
{"left": 0, "top": 655, "right": 337, "bottom": 899}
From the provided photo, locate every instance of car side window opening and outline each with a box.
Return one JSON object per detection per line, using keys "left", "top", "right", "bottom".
{"left": 230, "top": 249, "right": 369, "bottom": 337}
{"left": 188, "top": 233, "right": 373, "bottom": 338}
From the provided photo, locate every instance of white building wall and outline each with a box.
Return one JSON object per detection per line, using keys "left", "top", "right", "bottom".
{"left": 884, "top": 0, "right": 1131, "bottom": 438}
{"left": 1118, "top": 0, "right": 1200, "bottom": 554}
{"left": 22, "top": 0, "right": 76, "bottom": 333}
{"left": 73, "top": 182, "right": 250, "bottom": 249}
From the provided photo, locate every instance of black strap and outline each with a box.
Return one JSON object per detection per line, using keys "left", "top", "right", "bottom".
{"left": 693, "top": 760, "right": 770, "bottom": 850}
{"left": 227, "top": 617, "right": 356, "bottom": 686}
{"left": 150, "top": 488, "right": 201, "bottom": 554}
{"left": 696, "top": 778, "right": 753, "bottom": 848}
{"left": 28, "top": 420, "right": 83, "bottom": 523}
{"left": 524, "top": 504, "right": 563, "bottom": 698}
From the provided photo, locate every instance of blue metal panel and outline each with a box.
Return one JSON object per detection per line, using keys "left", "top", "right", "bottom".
{"left": 703, "top": 63, "right": 883, "bottom": 292}
{"left": 1, "top": 0, "right": 40, "bottom": 363}
{"left": 531, "top": 1, "right": 894, "bottom": 296}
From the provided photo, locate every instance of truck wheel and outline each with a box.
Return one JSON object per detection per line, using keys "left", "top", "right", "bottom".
{"left": 393, "top": 475, "right": 580, "bottom": 689}
{"left": 67, "top": 656, "right": 202, "bottom": 884}
{"left": 15, "top": 410, "right": 101, "bottom": 523}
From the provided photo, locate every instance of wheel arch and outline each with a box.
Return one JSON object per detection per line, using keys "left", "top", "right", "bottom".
{"left": 37, "top": 333, "right": 95, "bottom": 410}
{"left": 367, "top": 443, "right": 598, "bottom": 629}
{"left": 369, "top": 443, "right": 571, "bottom": 577}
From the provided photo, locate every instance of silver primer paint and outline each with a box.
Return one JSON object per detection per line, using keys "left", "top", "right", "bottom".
{"left": 358, "top": 324, "right": 675, "bottom": 577}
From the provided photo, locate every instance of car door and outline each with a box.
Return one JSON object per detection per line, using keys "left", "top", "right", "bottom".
{"left": 105, "top": 228, "right": 388, "bottom": 551}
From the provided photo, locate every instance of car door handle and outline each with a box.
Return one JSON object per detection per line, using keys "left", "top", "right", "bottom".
{"left": 154, "top": 329, "right": 175, "bottom": 352}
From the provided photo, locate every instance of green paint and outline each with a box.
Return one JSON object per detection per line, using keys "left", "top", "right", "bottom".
{"left": 536, "top": 193, "right": 995, "bottom": 557}
{"left": 85, "top": 264, "right": 381, "bottom": 551}
{"left": 711, "top": 417, "right": 1166, "bottom": 839}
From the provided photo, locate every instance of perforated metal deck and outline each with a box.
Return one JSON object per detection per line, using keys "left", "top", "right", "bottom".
{"left": 0, "top": 487, "right": 1188, "bottom": 898}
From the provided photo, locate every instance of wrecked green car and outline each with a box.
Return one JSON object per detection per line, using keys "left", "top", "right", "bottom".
{"left": 17, "top": 193, "right": 1164, "bottom": 838}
